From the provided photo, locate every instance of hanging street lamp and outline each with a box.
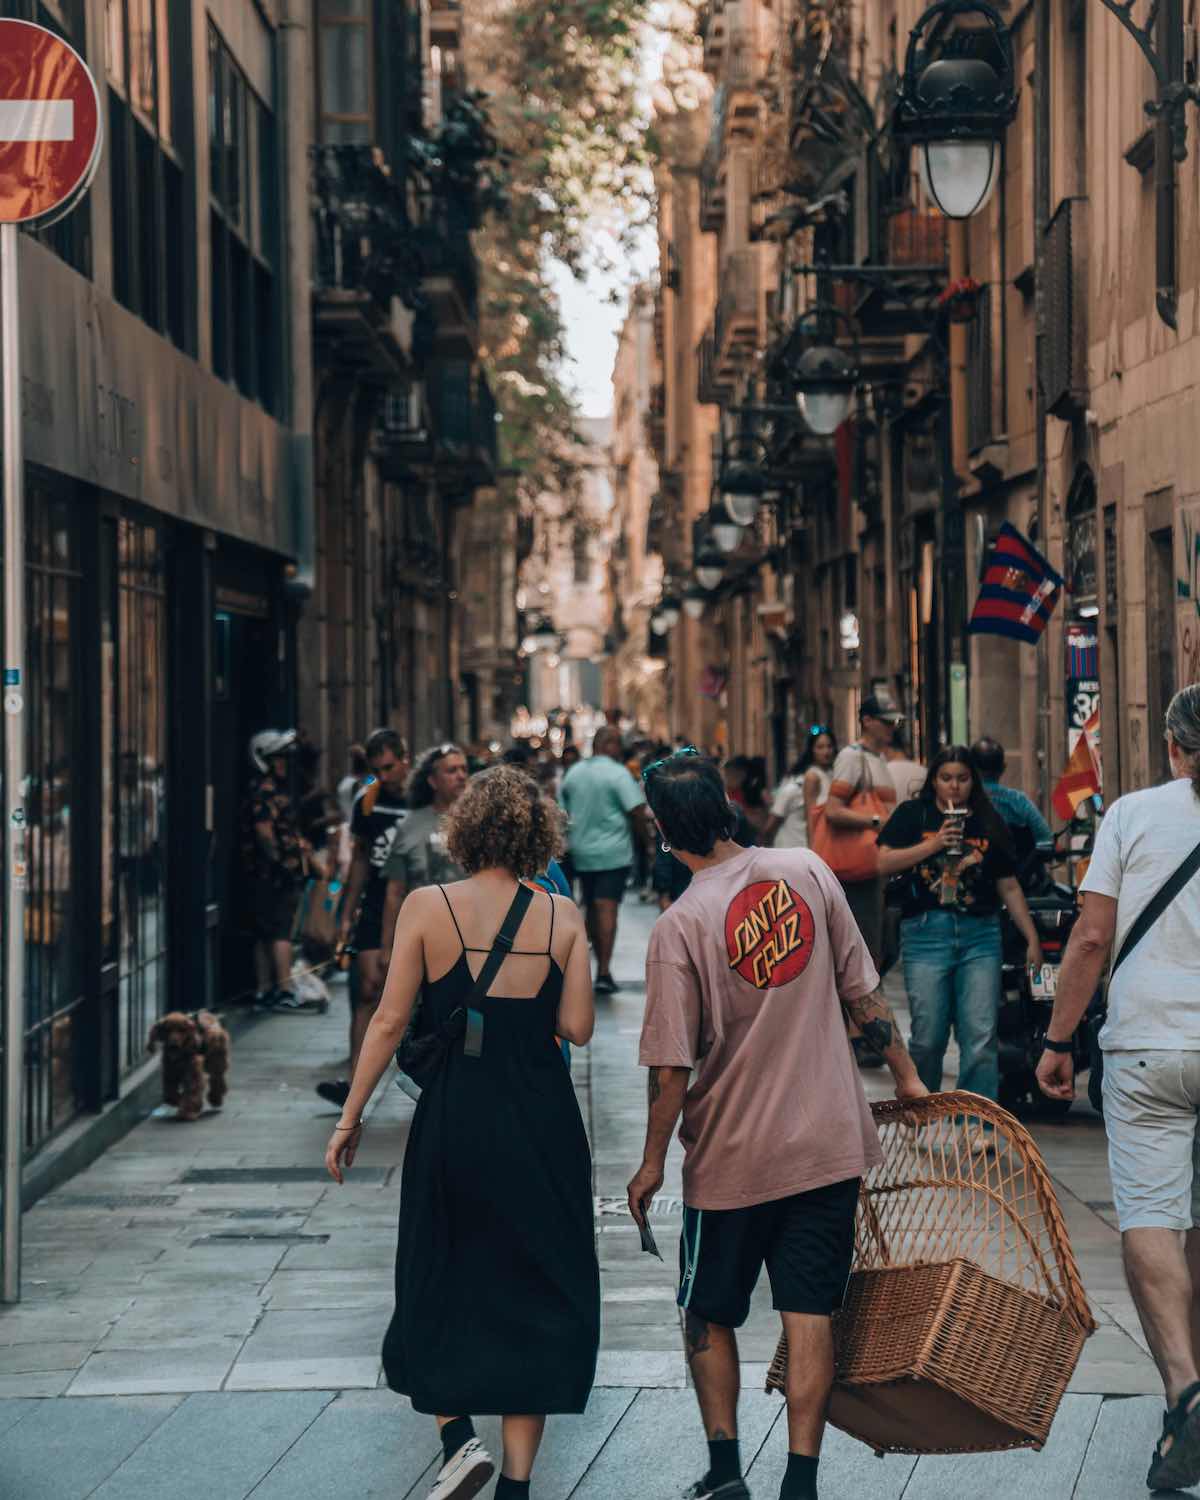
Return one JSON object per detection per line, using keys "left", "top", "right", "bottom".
{"left": 707, "top": 500, "right": 745, "bottom": 554}
{"left": 719, "top": 452, "right": 767, "bottom": 527}
{"left": 893, "top": 0, "right": 1018, "bottom": 220}
{"left": 783, "top": 303, "right": 861, "bottom": 437}
{"left": 521, "top": 614, "right": 560, "bottom": 654}
{"left": 683, "top": 584, "right": 710, "bottom": 621}
{"left": 657, "top": 590, "right": 683, "bottom": 630}
{"left": 695, "top": 547, "right": 725, "bottom": 591}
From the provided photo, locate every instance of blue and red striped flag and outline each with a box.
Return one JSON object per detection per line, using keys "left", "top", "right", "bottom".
{"left": 968, "top": 523, "right": 1065, "bottom": 644}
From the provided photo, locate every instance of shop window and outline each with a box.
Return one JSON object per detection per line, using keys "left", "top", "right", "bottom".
{"left": 208, "top": 23, "right": 280, "bottom": 412}
{"left": 23, "top": 485, "right": 84, "bottom": 1156}
{"left": 106, "top": 0, "right": 193, "bottom": 350}
{"left": 116, "top": 518, "right": 168, "bottom": 1076}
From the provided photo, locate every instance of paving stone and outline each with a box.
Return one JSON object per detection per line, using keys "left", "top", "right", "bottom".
{"left": 0, "top": 1298, "right": 133, "bottom": 1347}
{"left": 1070, "top": 1394, "right": 1168, "bottom": 1497}
{"left": 100, "top": 1293, "right": 265, "bottom": 1346}
{"left": 899, "top": 1393, "right": 1102, "bottom": 1498}
{"left": 0, "top": 1340, "right": 92, "bottom": 1374}
{"left": 0, "top": 1397, "right": 37, "bottom": 1438}
{"left": 748, "top": 1422, "right": 917, "bottom": 1497}
{"left": 570, "top": 1387, "right": 782, "bottom": 1497}
{"left": 0, "top": 1393, "right": 179, "bottom": 1498}
{"left": 0, "top": 1370, "right": 77, "bottom": 1397}
{"left": 87, "top": 1390, "right": 333, "bottom": 1500}
{"left": 248, "top": 1390, "right": 436, "bottom": 1499}
{"left": 263, "top": 1268, "right": 392, "bottom": 1310}
{"left": 67, "top": 1338, "right": 243, "bottom": 1394}
{"left": 594, "top": 1349, "right": 687, "bottom": 1387}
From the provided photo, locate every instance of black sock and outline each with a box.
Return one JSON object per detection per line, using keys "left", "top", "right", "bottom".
{"left": 780, "top": 1452, "right": 818, "bottom": 1500}
{"left": 440, "top": 1416, "right": 475, "bottom": 1464}
{"left": 706, "top": 1436, "right": 741, "bottom": 1487}
{"left": 494, "top": 1479, "right": 530, "bottom": 1499}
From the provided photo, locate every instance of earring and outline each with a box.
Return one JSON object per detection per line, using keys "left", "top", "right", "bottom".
{"left": 660, "top": 840, "right": 672, "bottom": 854}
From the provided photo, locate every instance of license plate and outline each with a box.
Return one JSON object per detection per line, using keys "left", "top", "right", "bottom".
{"left": 1029, "top": 964, "right": 1058, "bottom": 999}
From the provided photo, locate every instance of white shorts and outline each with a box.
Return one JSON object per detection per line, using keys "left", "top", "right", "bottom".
{"left": 1104, "top": 1050, "right": 1200, "bottom": 1232}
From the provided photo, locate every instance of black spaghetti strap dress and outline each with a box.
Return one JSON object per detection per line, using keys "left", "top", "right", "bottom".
{"left": 382, "top": 887, "right": 600, "bottom": 1415}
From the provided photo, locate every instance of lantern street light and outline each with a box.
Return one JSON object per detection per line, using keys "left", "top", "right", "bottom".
{"left": 707, "top": 500, "right": 744, "bottom": 554}
{"left": 650, "top": 608, "right": 668, "bottom": 636}
{"left": 520, "top": 613, "right": 560, "bottom": 654}
{"left": 658, "top": 591, "right": 683, "bottom": 630}
{"left": 893, "top": 0, "right": 1018, "bottom": 220}
{"left": 683, "top": 584, "right": 710, "bottom": 621}
{"left": 695, "top": 547, "right": 725, "bottom": 591}
{"left": 720, "top": 457, "right": 766, "bottom": 528}
{"left": 783, "top": 303, "right": 861, "bottom": 438}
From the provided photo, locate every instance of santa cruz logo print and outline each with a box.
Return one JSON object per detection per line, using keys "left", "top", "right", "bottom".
{"left": 724, "top": 878, "right": 816, "bottom": 989}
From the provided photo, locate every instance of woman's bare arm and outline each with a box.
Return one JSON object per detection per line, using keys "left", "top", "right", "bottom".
{"left": 555, "top": 898, "right": 595, "bottom": 1045}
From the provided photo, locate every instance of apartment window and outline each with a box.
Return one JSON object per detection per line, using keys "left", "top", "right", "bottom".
{"left": 106, "top": 0, "right": 192, "bottom": 349}
{"left": 209, "top": 24, "right": 280, "bottom": 412}
{"left": 317, "top": 0, "right": 373, "bottom": 142}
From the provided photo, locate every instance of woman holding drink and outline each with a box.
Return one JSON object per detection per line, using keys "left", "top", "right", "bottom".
{"left": 876, "top": 747, "right": 1042, "bottom": 1108}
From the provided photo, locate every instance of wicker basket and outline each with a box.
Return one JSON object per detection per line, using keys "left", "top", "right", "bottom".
{"left": 766, "top": 1092, "right": 1095, "bottom": 1455}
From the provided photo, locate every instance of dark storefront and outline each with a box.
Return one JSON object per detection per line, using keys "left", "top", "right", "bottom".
{"left": 14, "top": 236, "right": 301, "bottom": 1170}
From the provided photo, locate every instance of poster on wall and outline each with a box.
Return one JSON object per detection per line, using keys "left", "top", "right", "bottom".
{"left": 1176, "top": 501, "right": 1200, "bottom": 687}
{"left": 1065, "top": 621, "right": 1100, "bottom": 773}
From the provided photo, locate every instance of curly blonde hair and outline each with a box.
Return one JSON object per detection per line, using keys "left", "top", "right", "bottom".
{"left": 444, "top": 764, "right": 565, "bottom": 877}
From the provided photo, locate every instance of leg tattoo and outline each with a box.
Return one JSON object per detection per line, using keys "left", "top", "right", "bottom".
{"left": 685, "top": 1310, "right": 712, "bottom": 1362}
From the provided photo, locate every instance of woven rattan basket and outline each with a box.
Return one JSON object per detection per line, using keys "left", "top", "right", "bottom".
{"left": 766, "top": 1092, "right": 1095, "bottom": 1455}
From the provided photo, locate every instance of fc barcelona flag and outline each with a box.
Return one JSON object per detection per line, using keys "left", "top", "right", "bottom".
{"left": 968, "top": 523, "right": 1065, "bottom": 644}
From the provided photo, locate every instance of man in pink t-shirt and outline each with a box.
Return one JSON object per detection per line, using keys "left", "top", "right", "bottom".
{"left": 627, "top": 749, "right": 926, "bottom": 1500}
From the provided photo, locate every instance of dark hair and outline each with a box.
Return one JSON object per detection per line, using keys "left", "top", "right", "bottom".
{"left": 792, "top": 728, "right": 838, "bottom": 777}
{"left": 348, "top": 743, "right": 368, "bottom": 777}
{"left": 644, "top": 753, "right": 735, "bottom": 856}
{"left": 501, "top": 743, "right": 535, "bottom": 767}
{"left": 919, "top": 745, "right": 1012, "bottom": 853}
{"left": 970, "top": 736, "right": 1006, "bottom": 781}
{"left": 366, "top": 727, "right": 407, "bottom": 762}
{"left": 561, "top": 743, "right": 581, "bottom": 764}
{"left": 406, "top": 743, "right": 463, "bottom": 809}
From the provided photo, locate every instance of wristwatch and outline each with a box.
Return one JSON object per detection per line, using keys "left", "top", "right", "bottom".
{"left": 870, "top": 814, "right": 881, "bottom": 830}
{"left": 1042, "top": 1036, "right": 1074, "bottom": 1054}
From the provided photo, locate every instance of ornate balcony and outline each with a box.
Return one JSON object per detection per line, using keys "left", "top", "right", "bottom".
{"left": 417, "top": 198, "right": 479, "bottom": 352}
{"left": 311, "top": 144, "right": 421, "bottom": 377}
{"left": 429, "top": 359, "right": 497, "bottom": 492}
{"left": 699, "top": 141, "right": 726, "bottom": 232}
{"left": 713, "top": 247, "right": 763, "bottom": 376}
{"left": 697, "top": 323, "right": 731, "bottom": 406}
{"left": 374, "top": 385, "right": 433, "bottom": 481}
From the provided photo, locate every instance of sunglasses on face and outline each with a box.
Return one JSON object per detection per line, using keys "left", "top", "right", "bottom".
{"left": 642, "top": 745, "right": 700, "bottom": 782}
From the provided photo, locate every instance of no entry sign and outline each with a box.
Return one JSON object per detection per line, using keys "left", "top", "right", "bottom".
{"left": 0, "top": 20, "right": 101, "bottom": 226}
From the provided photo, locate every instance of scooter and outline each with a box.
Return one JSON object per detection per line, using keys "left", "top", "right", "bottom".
{"left": 996, "top": 837, "right": 1101, "bottom": 1119}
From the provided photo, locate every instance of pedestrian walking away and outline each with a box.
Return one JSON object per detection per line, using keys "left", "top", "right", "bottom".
{"left": 883, "top": 727, "right": 925, "bottom": 806}
{"left": 878, "top": 745, "right": 1042, "bottom": 1115}
{"left": 560, "top": 725, "right": 649, "bottom": 992}
{"left": 318, "top": 728, "right": 411, "bottom": 1109}
{"left": 763, "top": 726, "right": 837, "bottom": 849}
{"left": 239, "top": 729, "right": 311, "bottom": 1011}
{"left": 626, "top": 749, "right": 927, "bottom": 1500}
{"left": 325, "top": 765, "right": 599, "bottom": 1500}
{"left": 969, "top": 735, "right": 1055, "bottom": 866}
{"left": 1036, "top": 684, "right": 1200, "bottom": 1493}
{"left": 380, "top": 743, "right": 470, "bottom": 950}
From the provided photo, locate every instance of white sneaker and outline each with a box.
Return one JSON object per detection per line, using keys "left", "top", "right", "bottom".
{"left": 427, "top": 1438, "right": 496, "bottom": 1500}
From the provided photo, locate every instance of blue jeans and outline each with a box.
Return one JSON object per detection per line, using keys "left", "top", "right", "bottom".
{"left": 900, "top": 910, "right": 1002, "bottom": 1100}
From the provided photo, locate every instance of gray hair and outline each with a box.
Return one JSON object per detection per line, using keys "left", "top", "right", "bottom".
{"left": 1166, "top": 685, "right": 1200, "bottom": 798}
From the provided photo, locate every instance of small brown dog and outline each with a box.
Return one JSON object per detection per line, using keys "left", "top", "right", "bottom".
{"left": 147, "top": 1011, "right": 231, "bottom": 1121}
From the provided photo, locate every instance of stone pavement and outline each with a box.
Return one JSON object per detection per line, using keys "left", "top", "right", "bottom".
{"left": 0, "top": 895, "right": 1180, "bottom": 1499}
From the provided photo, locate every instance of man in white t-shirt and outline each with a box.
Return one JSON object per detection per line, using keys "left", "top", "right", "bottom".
{"left": 1037, "top": 685, "right": 1200, "bottom": 1492}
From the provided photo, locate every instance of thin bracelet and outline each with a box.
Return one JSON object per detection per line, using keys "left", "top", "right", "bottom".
{"left": 333, "top": 1119, "right": 362, "bottom": 1131}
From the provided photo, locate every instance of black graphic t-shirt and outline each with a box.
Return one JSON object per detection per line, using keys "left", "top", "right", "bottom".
{"left": 878, "top": 798, "right": 1015, "bottom": 918}
{"left": 351, "top": 780, "right": 408, "bottom": 929}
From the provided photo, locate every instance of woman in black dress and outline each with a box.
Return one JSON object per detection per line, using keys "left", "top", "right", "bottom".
{"left": 325, "top": 765, "right": 598, "bottom": 1500}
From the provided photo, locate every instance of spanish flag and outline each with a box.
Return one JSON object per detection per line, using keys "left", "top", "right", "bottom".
{"left": 1051, "top": 708, "right": 1101, "bottom": 820}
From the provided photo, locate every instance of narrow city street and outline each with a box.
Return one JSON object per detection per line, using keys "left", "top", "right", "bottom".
{"left": 0, "top": 896, "right": 1175, "bottom": 1498}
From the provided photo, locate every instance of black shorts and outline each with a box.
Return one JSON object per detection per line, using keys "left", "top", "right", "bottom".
{"left": 578, "top": 866, "right": 629, "bottom": 905}
{"left": 677, "top": 1176, "right": 861, "bottom": 1327}
{"left": 352, "top": 883, "right": 386, "bottom": 955}
{"left": 250, "top": 879, "right": 301, "bottom": 943}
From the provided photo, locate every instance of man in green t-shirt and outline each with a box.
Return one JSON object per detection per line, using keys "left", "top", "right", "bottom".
{"left": 560, "top": 727, "right": 648, "bottom": 993}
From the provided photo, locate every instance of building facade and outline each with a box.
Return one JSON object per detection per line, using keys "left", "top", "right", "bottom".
{"left": 639, "top": 0, "right": 1200, "bottom": 807}
{"left": 3, "top": 0, "right": 510, "bottom": 1184}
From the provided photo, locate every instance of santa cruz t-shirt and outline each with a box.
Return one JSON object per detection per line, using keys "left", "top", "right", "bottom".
{"left": 639, "top": 845, "right": 883, "bottom": 1211}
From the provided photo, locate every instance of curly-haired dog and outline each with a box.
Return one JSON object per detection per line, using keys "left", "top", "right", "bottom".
{"left": 147, "top": 1011, "right": 230, "bottom": 1121}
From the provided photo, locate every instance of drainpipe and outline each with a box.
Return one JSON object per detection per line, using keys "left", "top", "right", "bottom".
{"left": 280, "top": 0, "right": 315, "bottom": 602}
{"left": 1033, "top": 0, "right": 1052, "bottom": 811}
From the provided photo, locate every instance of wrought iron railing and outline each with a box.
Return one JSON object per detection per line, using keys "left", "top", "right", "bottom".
{"left": 416, "top": 198, "right": 479, "bottom": 320}
{"left": 429, "top": 359, "right": 497, "bottom": 469}
{"left": 311, "top": 144, "right": 422, "bottom": 307}
{"left": 1043, "top": 197, "right": 1087, "bottom": 419}
{"left": 714, "top": 248, "right": 759, "bottom": 355}
{"left": 966, "top": 284, "right": 993, "bottom": 453}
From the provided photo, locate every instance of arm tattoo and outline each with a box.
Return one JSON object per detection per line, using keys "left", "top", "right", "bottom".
{"left": 684, "top": 1310, "right": 712, "bottom": 1362}
{"left": 843, "top": 986, "right": 904, "bottom": 1058}
{"left": 648, "top": 1067, "right": 662, "bottom": 1106}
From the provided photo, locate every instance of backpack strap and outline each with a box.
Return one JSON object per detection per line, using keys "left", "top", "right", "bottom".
{"left": 1111, "top": 835, "right": 1200, "bottom": 977}
{"left": 462, "top": 883, "right": 536, "bottom": 1058}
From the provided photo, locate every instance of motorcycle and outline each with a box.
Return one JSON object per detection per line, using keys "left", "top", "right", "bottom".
{"left": 996, "top": 835, "right": 1103, "bottom": 1119}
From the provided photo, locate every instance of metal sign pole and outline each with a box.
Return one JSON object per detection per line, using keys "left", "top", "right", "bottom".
{"left": 1, "top": 221, "right": 25, "bottom": 1305}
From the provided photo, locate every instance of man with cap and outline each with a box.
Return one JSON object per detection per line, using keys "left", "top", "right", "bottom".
{"left": 822, "top": 697, "right": 900, "bottom": 1064}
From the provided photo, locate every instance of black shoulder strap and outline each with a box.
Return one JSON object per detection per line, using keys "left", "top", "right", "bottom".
{"left": 466, "top": 884, "right": 535, "bottom": 1004}
{"left": 1112, "top": 835, "right": 1200, "bottom": 976}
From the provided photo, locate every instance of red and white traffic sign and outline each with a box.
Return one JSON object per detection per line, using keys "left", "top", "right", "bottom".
{"left": 0, "top": 20, "right": 101, "bottom": 226}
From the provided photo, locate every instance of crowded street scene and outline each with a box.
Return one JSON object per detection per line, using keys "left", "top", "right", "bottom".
{"left": 3, "top": 0, "right": 1200, "bottom": 1496}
